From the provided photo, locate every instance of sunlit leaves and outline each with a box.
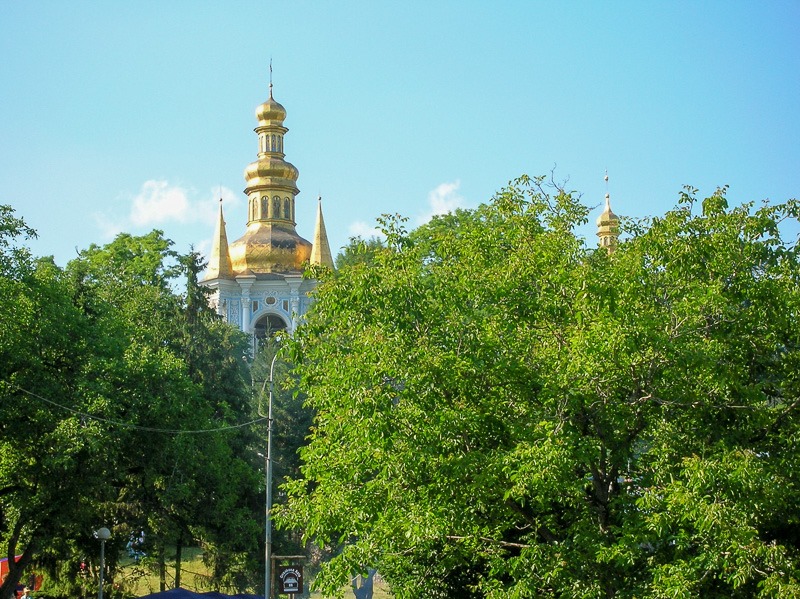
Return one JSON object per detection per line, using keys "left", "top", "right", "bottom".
{"left": 280, "top": 180, "right": 800, "bottom": 597}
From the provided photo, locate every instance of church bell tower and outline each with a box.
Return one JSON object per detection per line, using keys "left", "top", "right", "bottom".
{"left": 202, "top": 80, "right": 334, "bottom": 341}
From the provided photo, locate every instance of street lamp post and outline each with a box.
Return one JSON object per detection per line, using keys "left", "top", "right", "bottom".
{"left": 94, "top": 527, "right": 111, "bottom": 599}
{"left": 260, "top": 350, "right": 280, "bottom": 599}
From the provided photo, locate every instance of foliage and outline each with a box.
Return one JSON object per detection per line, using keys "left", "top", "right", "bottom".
{"left": 249, "top": 336, "right": 314, "bottom": 564}
{"left": 0, "top": 214, "right": 264, "bottom": 597}
{"left": 0, "top": 204, "right": 36, "bottom": 278}
{"left": 335, "top": 237, "right": 386, "bottom": 270}
{"left": 279, "top": 177, "right": 800, "bottom": 598}
{"left": 0, "top": 215, "right": 116, "bottom": 598}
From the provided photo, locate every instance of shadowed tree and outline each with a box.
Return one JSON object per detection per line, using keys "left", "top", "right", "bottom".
{"left": 1, "top": 221, "right": 265, "bottom": 597}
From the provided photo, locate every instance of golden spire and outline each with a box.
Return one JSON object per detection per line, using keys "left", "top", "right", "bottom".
{"left": 227, "top": 80, "right": 311, "bottom": 274}
{"left": 596, "top": 171, "right": 620, "bottom": 252}
{"left": 204, "top": 198, "right": 233, "bottom": 280}
{"left": 310, "top": 196, "right": 334, "bottom": 269}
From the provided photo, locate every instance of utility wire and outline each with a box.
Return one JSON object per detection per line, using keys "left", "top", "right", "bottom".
{"left": 14, "top": 386, "right": 267, "bottom": 435}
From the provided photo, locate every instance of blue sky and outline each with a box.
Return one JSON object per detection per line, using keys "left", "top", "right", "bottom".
{"left": 2, "top": 1, "right": 798, "bottom": 268}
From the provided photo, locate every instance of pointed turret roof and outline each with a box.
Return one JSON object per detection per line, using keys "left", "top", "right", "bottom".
{"left": 310, "top": 196, "right": 334, "bottom": 269}
{"left": 204, "top": 199, "right": 234, "bottom": 280}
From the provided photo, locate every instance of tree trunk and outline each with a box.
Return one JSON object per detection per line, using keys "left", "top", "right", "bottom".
{"left": 159, "top": 543, "right": 166, "bottom": 592}
{"left": 0, "top": 540, "right": 34, "bottom": 599}
{"left": 175, "top": 534, "right": 183, "bottom": 588}
{"left": 352, "top": 570, "right": 375, "bottom": 599}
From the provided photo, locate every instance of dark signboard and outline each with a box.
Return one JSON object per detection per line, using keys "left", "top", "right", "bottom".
{"left": 277, "top": 565, "right": 303, "bottom": 595}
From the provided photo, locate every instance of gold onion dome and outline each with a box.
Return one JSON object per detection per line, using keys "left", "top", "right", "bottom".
{"left": 243, "top": 157, "right": 299, "bottom": 190}
{"left": 228, "top": 223, "right": 311, "bottom": 274}
{"left": 596, "top": 193, "right": 618, "bottom": 226}
{"left": 255, "top": 90, "right": 287, "bottom": 124}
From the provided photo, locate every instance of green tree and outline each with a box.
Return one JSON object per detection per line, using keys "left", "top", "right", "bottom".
{"left": 65, "top": 237, "right": 262, "bottom": 594}
{"left": 279, "top": 177, "right": 800, "bottom": 598}
{"left": 0, "top": 221, "right": 265, "bottom": 597}
{"left": 335, "top": 236, "right": 385, "bottom": 270}
{"left": 0, "top": 210, "right": 124, "bottom": 598}
{"left": 172, "top": 250, "right": 262, "bottom": 591}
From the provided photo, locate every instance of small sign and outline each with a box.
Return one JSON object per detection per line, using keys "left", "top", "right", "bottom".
{"left": 277, "top": 565, "right": 303, "bottom": 595}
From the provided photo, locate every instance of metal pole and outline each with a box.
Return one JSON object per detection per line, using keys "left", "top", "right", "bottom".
{"left": 98, "top": 539, "right": 105, "bottom": 599}
{"left": 95, "top": 527, "right": 110, "bottom": 599}
{"left": 265, "top": 350, "right": 279, "bottom": 599}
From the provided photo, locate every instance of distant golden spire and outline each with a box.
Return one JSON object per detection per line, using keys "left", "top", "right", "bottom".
{"left": 597, "top": 171, "right": 620, "bottom": 252}
{"left": 310, "top": 196, "right": 334, "bottom": 269}
{"left": 204, "top": 198, "right": 234, "bottom": 280}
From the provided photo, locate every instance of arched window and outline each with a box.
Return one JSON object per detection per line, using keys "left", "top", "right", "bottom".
{"left": 261, "top": 196, "right": 268, "bottom": 219}
{"left": 273, "top": 196, "right": 280, "bottom": 217}
{"left": 253, "top": 313, "right": 288, "bottom": 341}
{"left": 284, "top": 198, "right": 291, "bottom": 219}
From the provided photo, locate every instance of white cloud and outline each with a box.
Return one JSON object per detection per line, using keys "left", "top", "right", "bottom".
{"left": 343, "top": 181, "right": 467, "bottom": 247}
{"left": 130, "top": 180, "right": 192, "bottom": 226}
{"left": 417, "top": 180, "right": 465, "bottom": 225}
{"left": 348, "top": 220, "right": 383, "bottom": 240}
{"left": 93, "top": 212, "right": 125, "bottom": 242}
{"left": 92, "top": 180, "right": 241, "bottom": 253}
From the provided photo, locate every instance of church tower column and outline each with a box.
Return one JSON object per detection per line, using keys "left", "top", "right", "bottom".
{"left": 287, "top": 278, "right": 302, "bottom": 332}
{"left": 238, "top": 275, "right": 256, "bottom": 333}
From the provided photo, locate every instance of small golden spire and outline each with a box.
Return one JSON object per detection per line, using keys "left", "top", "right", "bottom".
{"left": 310, "top": 195, "right": 335, "bottom": 269}
{"left": 203, "top": 197, "right": 234, "bottom": 280}
{"left": 597, "top": 171, "right": 620, "bottom": 252}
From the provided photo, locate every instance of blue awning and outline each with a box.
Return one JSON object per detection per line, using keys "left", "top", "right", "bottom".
{"left": 138, "top": 590, "right": 263, "bottom": 599}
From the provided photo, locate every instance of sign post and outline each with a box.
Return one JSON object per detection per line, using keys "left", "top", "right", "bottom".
{"left": 272, "top": 555, "right": 305, "bottom": 598}
{"left": 277, "top": 565, "right": 303, "bottom": 596}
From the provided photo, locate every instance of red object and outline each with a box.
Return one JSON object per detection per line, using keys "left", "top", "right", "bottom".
{"left": 0, "top": 556, "right": 43, "bottom": 597}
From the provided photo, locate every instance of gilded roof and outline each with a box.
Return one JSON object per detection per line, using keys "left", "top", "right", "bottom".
{"left": 229, "top": 222, "right": 312, "bottom": 274}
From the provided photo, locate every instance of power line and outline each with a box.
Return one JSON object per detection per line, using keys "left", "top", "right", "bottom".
{"left": 15, "top": 386, "right": 266, "bottom": 435}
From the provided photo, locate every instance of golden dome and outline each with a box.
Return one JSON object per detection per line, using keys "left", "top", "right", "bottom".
{"left": 596, "top": 193, "right": 618, "bottom": 226}
{"left": 256, "top": 90, "right": 287, "bottom": 125}
{"left": 244, "top": 156, "right": 299, "bottom": 192}
{"left": 228, "top": 222, "right": 312, "bottom": 274}
{"left": 225, "top": 85, "right": 312, "bottom": 275}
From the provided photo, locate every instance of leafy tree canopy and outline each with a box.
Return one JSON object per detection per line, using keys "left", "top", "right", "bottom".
{"left": 0, "top": 213, "right": 263, "bottom": 597}
{"left": 280, "top": 176, "right": 800, "bottom": 598}
{"left": 335, "top": 236, "right": 386, "bottom": 270}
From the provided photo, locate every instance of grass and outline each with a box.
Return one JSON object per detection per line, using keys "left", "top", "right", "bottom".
{"left": 117, "top": 549, "right": 392, "bottom": 598}
{"left": 310, "top": 581, "right": 392, "bottom": 598}
{"left": 117, "top": 547, "right": 211, "bottom": 596}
